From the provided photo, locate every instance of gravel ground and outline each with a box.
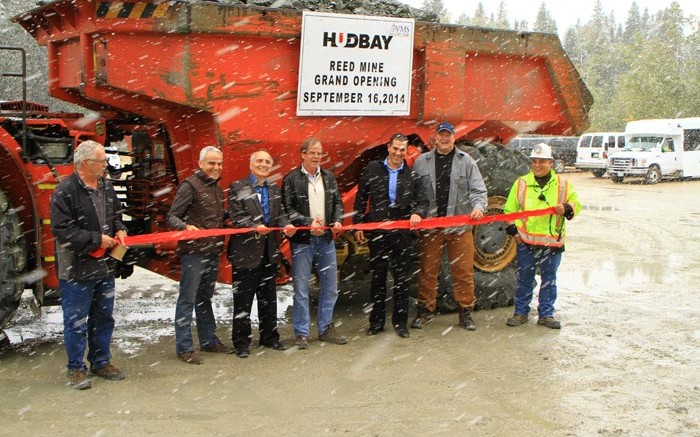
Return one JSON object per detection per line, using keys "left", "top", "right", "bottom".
{"left": 1, "top": 171, "right": 699, "bottom": 436}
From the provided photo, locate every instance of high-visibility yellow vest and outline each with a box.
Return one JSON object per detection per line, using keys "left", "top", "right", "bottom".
{"left": 504, "top": 170, "right": 581, "bottom": 247}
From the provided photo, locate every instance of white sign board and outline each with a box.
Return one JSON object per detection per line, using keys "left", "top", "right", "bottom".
{"left": 297, "top": 11, "right": 415, "bottom": 116}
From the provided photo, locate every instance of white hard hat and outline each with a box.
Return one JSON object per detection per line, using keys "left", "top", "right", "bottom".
{"left": 530, "top": 143, "right": 553, "bottom": 160}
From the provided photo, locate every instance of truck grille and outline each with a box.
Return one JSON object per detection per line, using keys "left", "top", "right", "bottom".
{"left": 611, "top": 157, "right": 633, "bottom": 167}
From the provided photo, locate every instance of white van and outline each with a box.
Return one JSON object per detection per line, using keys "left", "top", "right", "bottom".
{"left": 607, "top": 118, "right": 700, "bottom": 184}
{"left": 575, "top": 132, "right": 626, "bottom": 177}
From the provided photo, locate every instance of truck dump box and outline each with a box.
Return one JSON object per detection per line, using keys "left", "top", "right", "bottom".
{"left": 0, "top": 1, "right": 592, "bottom": 329}
{"left": 14, "top": 0, "right": 591, "bottom": 189}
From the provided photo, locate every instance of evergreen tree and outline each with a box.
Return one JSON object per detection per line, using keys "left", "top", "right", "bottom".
{"left": 495, "top": 0, "right": 509, "bottom": 29}
{"left": 471, "top": 2, "right": 489, "bottom": 27}
{"left": 421, "top": 0, "right": 449, "bottom": 23}
{"left": 455, "top": 12, "right": 470, "bottom": 26}
{"left": 683, "top": 25, "right": 700, "bottom": 116}
{"left": 623, "top": 2, "right": 642, "bottom": 43}
{"left": 533, "top": 2, "right": 558, "bottom": 34}
{"left": 513, "top": 19, "right": 530, "bottom": 32}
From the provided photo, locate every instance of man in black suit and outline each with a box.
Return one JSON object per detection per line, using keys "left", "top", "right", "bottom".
{"left": 352, "top": 133, "right": 428, "bottom": 338}
{"left": 227, "top": 151, "right": 296, "bottom": 358}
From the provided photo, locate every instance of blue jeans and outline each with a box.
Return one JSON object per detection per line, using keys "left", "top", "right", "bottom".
{"left": 514, "top": 244, "right": 562, "bottom": 318}
{"left": 175, "top": 253, "right": 222, "bottom": 355}
{"left": 291, "top": 237, "right": 338, "bottom": 337}
{"left": 60, "top": 277, "right": 116, "bottom": 371}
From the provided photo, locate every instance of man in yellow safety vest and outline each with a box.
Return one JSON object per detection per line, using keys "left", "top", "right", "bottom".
{"left": 503, "top": 143, "right": 582, "bottom": 329}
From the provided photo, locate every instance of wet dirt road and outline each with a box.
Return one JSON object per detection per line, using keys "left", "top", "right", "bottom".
{"left": 2, "top": 172, "right": 699, "bottom": 436}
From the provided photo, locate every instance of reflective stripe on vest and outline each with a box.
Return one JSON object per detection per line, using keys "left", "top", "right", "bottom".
{"left": 516, "top": 175, "right": 568, "bottom": 247}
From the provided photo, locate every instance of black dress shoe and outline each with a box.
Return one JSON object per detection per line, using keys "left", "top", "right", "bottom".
{"left": 261, "top": 340, "right": 287, "bottom": 351}
{"left": 366, "top": 326, "right": 384, "bottom": 336}
{"left": 395, "top": 327, "right": 410, "bottom": 338}
{"left": 234, "top": 348, "right": 250, "bottom": 358}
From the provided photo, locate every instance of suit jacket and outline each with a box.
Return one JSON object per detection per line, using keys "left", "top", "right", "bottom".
{"left": 352, "top": 159, "right": 429, "bottom": 228}
{"left": 227, "top": 177, "right": 289, "bottom": 269}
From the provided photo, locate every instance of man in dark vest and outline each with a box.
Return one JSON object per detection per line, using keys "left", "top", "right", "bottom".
{"left": 168, "top": 146, "right": 231, "bottom": 364}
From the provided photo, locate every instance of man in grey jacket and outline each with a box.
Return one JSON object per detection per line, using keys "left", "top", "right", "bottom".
{"left": 411, "top": 122, "right": 488, "bottom": 331}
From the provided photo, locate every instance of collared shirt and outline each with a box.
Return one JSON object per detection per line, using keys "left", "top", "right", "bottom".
{"left": 301, "top": 163, "right": 321, "bottom": 182}
{"left": 383, "top": 157, "right": 404, "bottom": 205}
{"left": 83, "top": 178, "right": 107, "bottom": 233}
{"left": 249, "top": 174, "right": 270, "bottom": 224}
{"left": 301, "top": 164, "right": 325, "bottom": 224}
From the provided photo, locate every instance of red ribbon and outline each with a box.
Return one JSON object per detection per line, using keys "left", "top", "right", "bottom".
{"left": 114, "top": 207, "right": 556, "bottom": 247}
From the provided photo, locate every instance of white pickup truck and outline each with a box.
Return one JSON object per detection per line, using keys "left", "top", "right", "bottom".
{"left": 607, "top": 118, "right": 700, "bottom": 184}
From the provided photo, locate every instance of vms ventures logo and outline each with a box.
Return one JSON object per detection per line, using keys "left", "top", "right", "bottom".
{"left": 322, "top": 31, "right": 393, "bottom": 49}
{"left": 390, "top": 22, "right": 412, "bottom": 36}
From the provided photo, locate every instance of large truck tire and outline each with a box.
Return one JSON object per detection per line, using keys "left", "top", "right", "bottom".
{"left": 0, "top": 189, "right": 26, "bottom": 337}
{"left": 592, "top": 169, "right": 606, "bottom": 178}
{"left": 435, "top": 142, "right": 530, "bottom": 311}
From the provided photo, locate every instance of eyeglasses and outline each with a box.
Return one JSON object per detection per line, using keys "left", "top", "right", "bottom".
{"left": 205, "top": 161, "right": 223, "bottom": 166}
{"left": 86, "top": 158, "right": 108, "bottom": 164}
{"left": 303, "top": 151, "right": 324, "bottom": 157}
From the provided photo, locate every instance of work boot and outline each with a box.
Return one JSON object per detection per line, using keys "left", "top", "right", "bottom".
{"left": 318, "top": 324, "right": 348, "bottom": 345}
{"left": 200, "top": 343, "right": 233, "bottom": 354}
{"left": 458, "top": 308, "right": 476, "bottom": 331}
{"left": 90, "top": 363, "right": 125, "bottom": 381}
{"left": 178, "top": 351, "right": 203, "bottom": 365}
{"left": 234, "top": 347, "right": 250, "bottom": 358}
{"left": 537, "top": 317, "right": 561, "bottom": 329}
{"left": 506, "top": 314, "right": 529, "bottom": 327}
{"left": 410, "top": 303, "right": 434, "bottom": 329}
{"left": 260, "top": 340, "right": 287, "bottom": 351}
{"left": 295, "top": 335, "right": 309, "bottom": 350}
{"left": 394, "top": 326, "right": 410, "bottom": 338}
{"left": 67, "top": 369, "right": 92, "bottom": 390}
{"left": 366, "top": 325, "right": 384, "bottom": 336}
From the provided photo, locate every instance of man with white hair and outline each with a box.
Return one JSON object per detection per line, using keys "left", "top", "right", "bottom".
{"left": 168, "top": 146, "right": 230, "bottom": 364}
{"left": 50, "top": 140, "right": 128, "bottom": 389}
{"left": 504, "top": 143, "right": 581, "bottom": 329}
{"left": 227, "top": 151, "right": 296, "bottom": 358}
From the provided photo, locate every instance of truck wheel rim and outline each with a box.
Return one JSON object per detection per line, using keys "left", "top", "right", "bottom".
{"left": 473, "top": 196, "right": 516, "bottom": 273}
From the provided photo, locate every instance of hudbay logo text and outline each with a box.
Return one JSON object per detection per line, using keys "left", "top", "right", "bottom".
{"left": 323, "top": 32, "right": 393, "bottom": 50}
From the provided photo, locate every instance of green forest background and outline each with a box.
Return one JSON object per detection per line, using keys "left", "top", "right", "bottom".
{"left": 421, "top": 0, "right": 700, "bottom": 130}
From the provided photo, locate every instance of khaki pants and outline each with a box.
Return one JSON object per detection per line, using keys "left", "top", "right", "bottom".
{"left": 417, "top": 230, "right": 475, "bottom": 312}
